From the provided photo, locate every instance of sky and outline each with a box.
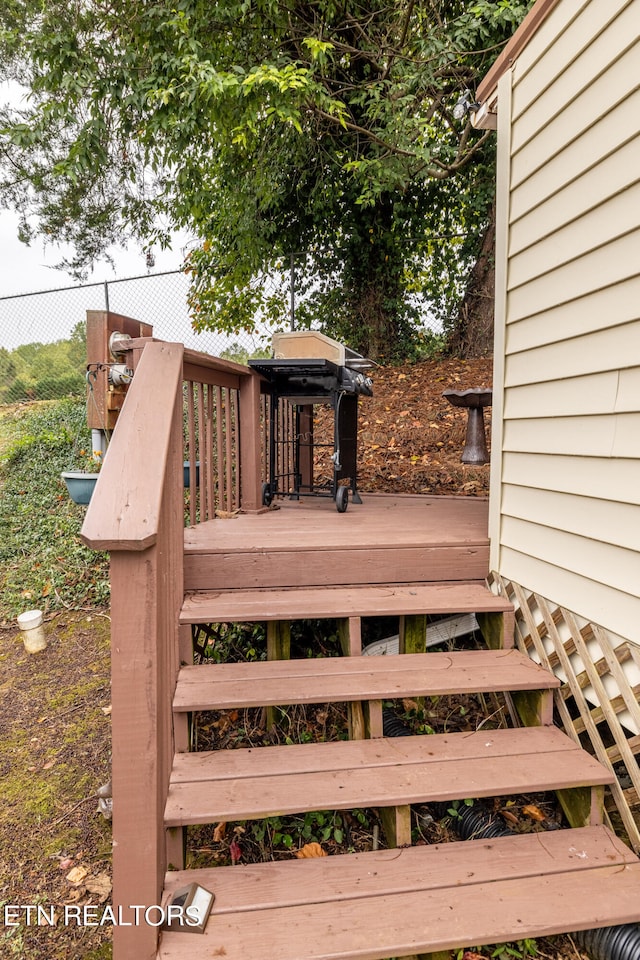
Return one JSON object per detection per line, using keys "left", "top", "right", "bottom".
{"left": 0, "top": 80, "right": 192, "bottom": 300}
{"left": 0, "top": 207, "right": 190, "bottom": 300}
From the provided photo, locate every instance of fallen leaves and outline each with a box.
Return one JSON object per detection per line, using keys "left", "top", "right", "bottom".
{"left": 66, "top": 865, "right": 89, "bottom": 885}
{"left": 85, "top": 872, "right": 112, "bottom": 902}
{"left": 522, "top": 803, "right": 547, "bottom": 822}
{"left": 348, "top": 355, "right": 493, "bottom": 497}
{"left": 294, "top": 842, "right": 327, "bottom": 859}
{"left": 229, "top": 838, "right": 242, "bottom": 864}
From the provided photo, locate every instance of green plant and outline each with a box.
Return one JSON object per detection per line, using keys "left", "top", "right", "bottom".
{"left": 243, "top": 808, "right": 371, "bottom": 857}
{"left": 446, "top": 798, "right": 475, "bottom": 819}
{"left": 457, "top": 940, "right": 538, "bottom": 960}
{"left": 72, "top": 446, "right": 104, "bottom": 473}
{"left": 0, "top": 399, "right": 110, "bottom": 618}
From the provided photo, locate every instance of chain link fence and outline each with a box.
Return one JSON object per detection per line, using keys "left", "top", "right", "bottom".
{"left": 0, "top": 270, "right": 279, "bottom": 403}
{"left": 0, "top": 260, "right": 444, "bottom": 404}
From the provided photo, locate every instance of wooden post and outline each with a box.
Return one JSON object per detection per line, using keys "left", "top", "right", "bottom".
{"left": 239, "top": 370, "right": 265, "bottom": 513}
{"left": 379, "top": 804, "right": 412, "bottom": 849}
{"left": 389, "top": 611, "right": 421, "bottom": 947}
{"left": 85, "top": 311, "right": 153, "bottom": 432}
{"left": 81, "top": 343, "right": 185, "bottom": 959}
{"left": 399, "top": 614, "right": 427, "bottom": 655}
{"left": 266, "top": 620, "right": 291, "bottom": 731}
{"left": 557, "top": 785, "right": 605, "bottom": 828}
{"left": 512, "top": 688, "right": 553, "bottom": 726}
{"left": 363, "top": 699, "right": 383, "bottom": 738}
{"left": 400, "top": 614, "right": 427, "bottom": 715}
{"left": 477, "top": 609, "right": 514, "bottom": 649}
{"left": 338, "top": 619, "right": 367, "bottom": 740}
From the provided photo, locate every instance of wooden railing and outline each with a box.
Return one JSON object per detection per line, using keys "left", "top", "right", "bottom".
{"left": 81, "top": 338, "right": 263, "bottom": 960}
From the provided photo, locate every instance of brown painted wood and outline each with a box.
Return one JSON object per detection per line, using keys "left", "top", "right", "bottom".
{"left": 164, "top": 726, "right": 612, "bottom": 826}
{"left": 380, "top": 803, "right": 412, "bottom": 849}
{"left": 337, "top": 618, "right": 366, "bottom": 739}
{"left": 186, "top": 382, "right": 197, "bottom": 525}
{"left": 338, "top": 617, "right": 362, "bottom": 657}
{"left": 238, "top": 371, "right": 263, "bottom": 512}
{"left": 162, "top": 825, "right": 634, "bottom": 913}
{"left": 476, "top": 0, "right": 563, "bottom": 103}
{"left": 109, "top": 374, "right": 184, "bottom": 960}
{"left": 180, "top": 581, "right": 512, "bottom": 623}
{"left": 157, "top": 826, "right": 640, "bottom": 960}
{"left": 168, "top": 725, "right": 587, "bottom": 783}
{"left": 172, "top": 649, "right": 558, "bottom": 712}
{"left": 183, "top": 494, "right": 493, "bottom": 588}
{"left": 185, "top": 544, "right": 490, "bottom": 589}
{"left": 363, "top": 699, "right": 383, "bottom": 738}
{"left": 215, "top": 385, "right": 225, "bottom": 510}
{"left": 477, "top": 609, "right": 514, "bottom": 649}
{"left": 226, "top": 386, "right": 236, "bottom": 510}
{"left": 82, "top": 341, "right": 185, "bottom": 551}
{"left": 511, "top": 688, "right": 554, "bottom": 726}
{"left": 186, "top": 493, "right": 489, "bottom": 545}
{"left": 85, "top": 311, "right": 153, "bottom": 431}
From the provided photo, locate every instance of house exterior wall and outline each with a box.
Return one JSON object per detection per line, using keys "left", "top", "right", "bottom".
{"left": 489, "top": 0, "right": 640, "bottom": 648}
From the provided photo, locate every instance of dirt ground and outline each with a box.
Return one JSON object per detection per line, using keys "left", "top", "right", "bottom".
{"left": 0, "top": 612, "right": 113, "bottom": 959}
{"left": 0, "top": 357, "right": 592, "bottom": 960}
{"left": 355, "top": 356, "right": 494, "bottom": 497}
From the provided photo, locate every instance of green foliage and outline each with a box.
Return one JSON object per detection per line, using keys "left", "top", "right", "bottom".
{"left": 1, "top": 1, "right": 533, "bottom": 358}
{"left": 456, "top": 940, "right": 538, "bottom": 960}
{"left": 0, "top": 322, "right": 86, "bottom": 403}
{"left": 446, "top": 797, "right": 475, "bottom": 818}
{"left": 195, "top": 621, "right": 267, "bottom": 663}
{"left": 219, "top": 341, "right": 271, "bottom": 366}
{"left": 0, "top": 399, "right": 110, "bottom": 619}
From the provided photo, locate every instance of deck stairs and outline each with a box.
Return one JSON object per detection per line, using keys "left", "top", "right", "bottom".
{"left": 157, "top": 578, "right": 640, "bottom": 960}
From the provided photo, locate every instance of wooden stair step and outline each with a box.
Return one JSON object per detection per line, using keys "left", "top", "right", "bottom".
{"left": 173, "top": 648, "right": 558, "bottom": 711}
{"left": 180, "top": 580, "right": 512, "bottom": 623}
{"left": 164, "top": 725, "right": 613, "bottom": 827}
{"left": 157, "top": 825, "right": 640, "bottom": 960}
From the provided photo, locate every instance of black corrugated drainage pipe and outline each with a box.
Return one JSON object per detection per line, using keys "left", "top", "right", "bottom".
{"left": 381, "top": 710, "right": 640, "bottom": 960}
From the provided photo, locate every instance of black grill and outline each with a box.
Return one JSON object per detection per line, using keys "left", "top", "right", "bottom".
{"left": 249, "top": 357, "right": 373, "bottom": 513}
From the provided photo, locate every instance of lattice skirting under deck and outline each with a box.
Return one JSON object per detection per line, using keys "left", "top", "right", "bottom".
{"left": 489, "top": 572, "right": 640, "bottom": 851}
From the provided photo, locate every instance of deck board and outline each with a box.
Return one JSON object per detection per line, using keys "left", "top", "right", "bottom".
{"left": 157, "top": 827, "right": 640, "bottom": 960}
{"left": 180, "top": 580, "right": 510, "bottom": 622}
{"left": 183, "top": 494, "right": 491, "bottom": 590}
{"left": 165, "top": 726, "right": 613, "bottom": 826}
{"left": 173, "top": 648, "right": 558, "bottom": 711}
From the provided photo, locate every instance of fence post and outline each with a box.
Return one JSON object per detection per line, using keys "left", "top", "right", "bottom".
{"left": 290, "top": 253, "right": 296, "bottom": 331}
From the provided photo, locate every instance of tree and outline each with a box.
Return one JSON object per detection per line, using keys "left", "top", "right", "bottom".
{"left": 0, "top": 1, "right": 532, "bottom": 359}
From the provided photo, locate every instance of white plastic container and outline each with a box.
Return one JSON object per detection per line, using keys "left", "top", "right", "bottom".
{"left": 17, "top": 609, "right": 47, "bottom": 654}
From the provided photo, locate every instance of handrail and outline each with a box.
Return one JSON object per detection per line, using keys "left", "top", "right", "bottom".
{"left": 81, "top": 341, "right": 185, "bottom": 551}
{"left": 79, "top": 332, "right": 265, "bottom": 959}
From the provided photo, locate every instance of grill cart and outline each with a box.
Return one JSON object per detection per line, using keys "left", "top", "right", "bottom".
{"left": 249, "top": 338, "right": 373, "bottom": 513}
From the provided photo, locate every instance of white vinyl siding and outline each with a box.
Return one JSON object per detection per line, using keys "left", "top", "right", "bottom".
{"left": 490, "top": 0, "right": 640, "bottom": 643}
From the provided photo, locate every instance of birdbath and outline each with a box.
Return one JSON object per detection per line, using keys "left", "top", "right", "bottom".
{"left": 442, "top": 388, "right": 493, "bottom": 465}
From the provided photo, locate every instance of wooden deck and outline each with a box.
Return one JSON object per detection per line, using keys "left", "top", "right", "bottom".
{"left": 184, "top": 493, "right": 491, "bottom": 590}
{"left": 158, "top": 826, "right": 640, "bottom": 960}
{"left": 165, "top": 725, "right": 612, "bottom": 827}
{"left": 80, "top": 325, "right": 640, "bottom": 960}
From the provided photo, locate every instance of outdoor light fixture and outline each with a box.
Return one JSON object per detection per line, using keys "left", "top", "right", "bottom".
{"left": 162, "top": 882, "right": 215, "bottom": 934}
{"left": 452, "top": 90, "right": 481, "bottom": 120}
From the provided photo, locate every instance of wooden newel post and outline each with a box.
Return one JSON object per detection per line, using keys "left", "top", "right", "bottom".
{"left": 86, "top": 310, "right": 153, "bottom": 433}
{"left": 239, "top": 369, "right": 265, "bottom": 512}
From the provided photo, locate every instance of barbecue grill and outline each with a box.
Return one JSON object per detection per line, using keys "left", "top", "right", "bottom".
{"left": 249, "top": 338, "right": 374, "bottom": 513}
